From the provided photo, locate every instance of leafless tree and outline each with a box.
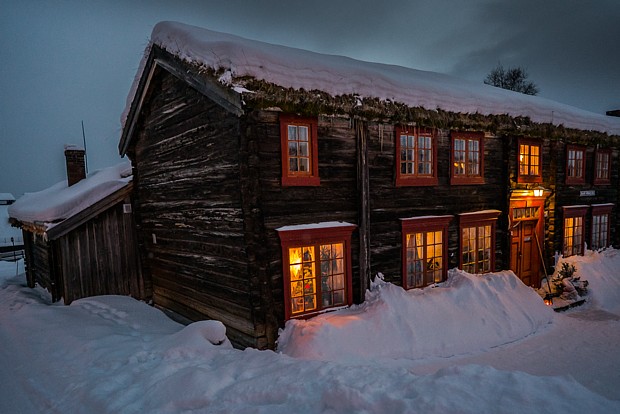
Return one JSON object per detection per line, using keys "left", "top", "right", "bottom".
{"left": 484, "top": 64, "right": 539, "bottom": 96}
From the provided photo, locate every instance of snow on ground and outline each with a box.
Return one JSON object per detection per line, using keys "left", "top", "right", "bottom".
{"left": 1, "top": 253, "right": 619, "bottom": 413}
{"left": 278, "top": 269, "right": 553, "bottom": 362}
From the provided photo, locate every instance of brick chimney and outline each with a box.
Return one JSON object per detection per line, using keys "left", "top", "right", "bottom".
{"left": 64, "top": 144, "right": 86, "bottom": 186}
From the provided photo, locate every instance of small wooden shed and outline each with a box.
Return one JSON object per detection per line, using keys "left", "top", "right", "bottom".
{"left": 9, "top": 159, "right": 147, "bottom": 304}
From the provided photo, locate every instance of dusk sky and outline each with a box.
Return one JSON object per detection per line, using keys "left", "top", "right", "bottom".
{"left": 1, "top": 0, "right": 619, "bottom": 198}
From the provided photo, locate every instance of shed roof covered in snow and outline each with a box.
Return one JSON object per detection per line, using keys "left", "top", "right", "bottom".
{"left": 0, "top": 193, "right": 15, "bottom": 204}
{"left": 8, "top": 162, "right": 132, "bottom": 238}
{"left": 122, "top": 21, "right": 620, "bottom": 137}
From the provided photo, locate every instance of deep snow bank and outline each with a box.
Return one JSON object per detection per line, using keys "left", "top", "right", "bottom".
{"left": 559, "top": 248, "right": 620, "bottom": 314}
{"left": 278, "top": 269, "right": 554, "bottom": 361}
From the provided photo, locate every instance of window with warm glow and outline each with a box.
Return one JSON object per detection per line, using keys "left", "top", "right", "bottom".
{"left": 280, "top": 114, "right": 319, "bottom": 186}
{"left": 518, "top": 139, "right": 542, "bottom": 183}
{"left": 566, "top": 145, "right": 585, "bottom": 185}
{"left": 401, "top": 216, "right": 452, "bottom": 289}
{"left": 451, "top": 132, "right": 484, "bottom": 185}
{"left": 594, "top": 149, "right": 611, "bottom": 185}
{"left": 459, "top": 211, "right": 500, "bottom": 273}
{"left": 591, "top": 204, "right": 613, "bottom": 250}
{"left": 278, "top": 224, "right": 355, "bottom": 320}
{"left": 563, "top": 206, "right": 587, "bottom": 257}
{"left": 395, "top": 127, "right": 438, "bottom": 186}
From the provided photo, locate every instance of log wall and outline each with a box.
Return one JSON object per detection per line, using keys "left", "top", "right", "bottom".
{"left": 130, "top": 70, "right": 263, "bottom": 348}
{"left": 365, "top": 125, "right": 508, "bottom": 285}
{"left": 249, "top": 112, "right": 361, "bottom": 318}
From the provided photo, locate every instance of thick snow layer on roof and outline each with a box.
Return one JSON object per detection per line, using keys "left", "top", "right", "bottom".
{"left": 124, "top": 21, "right": 620, "bottom": 135}
{"left": 0, "top": 193, "right": 15, "bottom": 202}
{"left": 8, "top": 162, "right": 132, "bottom": 226}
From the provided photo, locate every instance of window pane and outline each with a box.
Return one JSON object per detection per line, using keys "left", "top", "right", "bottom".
{"left": 289, "top": 245, "right": 316, "bottom": 314}
{"left": 298, "top": 126, "right": 308, "bottom": 141}
{"left": 288, "top": 126, "right": 297, "bottom": 140}
{"left": 289, "top": 158, "right": 298, "bottom": 172}
{"left": 319, "top": 243, "right": 346, "bottom": 309}
{"left": 298, "top": 142, "right": 308, "bottom": 157}
{"left": 298, "top": 158, "right": 309, "bottom": 172}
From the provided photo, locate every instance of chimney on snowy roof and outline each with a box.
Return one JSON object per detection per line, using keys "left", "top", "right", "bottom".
{"left": 606, "top": 110, "right": 620, "bottom": 117}
{"left": 64, "top": 144, "right": 86, "bottom": 186}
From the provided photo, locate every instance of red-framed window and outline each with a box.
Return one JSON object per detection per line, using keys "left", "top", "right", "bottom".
{"left": 395, "top": 126, "right": 438, "bottom": 186}
{"left": 451, "top": 131, "right": 484, "bottom": 185}
{"left": 280, "top": 114, "right": 320, "bottom": 186}
{"left": 401, "top": 216, "right": 452, "bottom": 289}
{"left": 562, "top": 206, "right": 587, "bottom": 257}
{"left": 591, "top": 204, "right": 613, "bottom": 250}
{"left": 277, "top": 223, "right": 355, "bottom": 320}
{"left": 594, "top": 149, "right": 611, "bottom": 185}
{"left": 459, "top": 210, "right": 500, "bottom": 274}
{"left": 518, "top": 138, "right": 542, "bottom": 183}
{"left": 565, "top": 145, "right": 586, "bottom": 185}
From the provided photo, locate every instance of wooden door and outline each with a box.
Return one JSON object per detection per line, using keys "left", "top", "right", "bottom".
{"left": 510, "top": 220, "right": 540, "bottom": 287}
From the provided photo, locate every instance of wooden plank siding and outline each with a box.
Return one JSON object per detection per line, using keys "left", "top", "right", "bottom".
{"left": 18, "top": 195, "right": 144, "bottom": 305}
{"left": 129, "top": 69, "right": 265, "bottom": 348}
{"left": 23, "top": 231, "right": 61, "bottom": 301}
{"left": 53, "top": 198, "right": 145, "bottom": 304}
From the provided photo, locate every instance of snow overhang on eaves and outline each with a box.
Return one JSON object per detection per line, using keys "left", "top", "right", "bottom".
{"left": 119, "top": 45, "right": 244, "bottom": 157}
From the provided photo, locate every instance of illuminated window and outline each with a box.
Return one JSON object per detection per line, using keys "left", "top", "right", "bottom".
{"left": 563, "top": 206, "right": 587, "bottom": 257}
{"left": 395, "top": 127, "right": 438, "bottom": 186}
{"left": 280, "top": 114, "right": 319, "bottom": 186}
{"left": 401, "top": 216, "right": 452, "bottom": 289}
{"left": 518, "top": 138, "right": 542, "bottom": 183}
{"left": 591, "top": 204, "right": 613, "bottom": 250}
{"left": 451, "top": 132, "right": 484, "bottom": 185}
{"left": 566, "top": 145, "right": 586, "bottom": 185}
{"left": 594, "top": 149, "right": 611, "bottom": 185}
{"left": 459, "top": 211, "right": 500, "bottom": 273}
{"left": 278, "top": 223, "right": 355, "bottom": 319}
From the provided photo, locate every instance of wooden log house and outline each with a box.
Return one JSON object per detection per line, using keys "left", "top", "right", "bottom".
{"left": 8, "top": 150, "right": 146, "bottom": 304}
{"left": 119, "top": 21, "right": 620, "bottom": 349}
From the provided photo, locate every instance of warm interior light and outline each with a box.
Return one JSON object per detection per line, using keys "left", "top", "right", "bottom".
{"left": 533, "top": 187, "right": 544, "bottom": 197}
{"left": 543, "top": 294, "right": 553, "bottom": 306}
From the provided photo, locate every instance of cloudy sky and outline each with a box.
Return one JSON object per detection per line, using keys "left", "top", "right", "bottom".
{"left": 1, "top": 0, "right": 618, "bottom": 197}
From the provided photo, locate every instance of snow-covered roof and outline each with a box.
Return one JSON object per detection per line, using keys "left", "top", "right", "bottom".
{"left": 0, "top": 193, "right": 15, "bottom": 203}
{"left": 124, "top": 21, "right": 620, "bottom": 136}
{"left": 8, "top": 162, "right": 132, "bottom": 227}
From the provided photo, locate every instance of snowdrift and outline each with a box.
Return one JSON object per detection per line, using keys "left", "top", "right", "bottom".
{"left": 278, "top": 269, "right": 554, "bottom": 361}
{"left": 2, "top": 258, "right": 620, "bottom": 413}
